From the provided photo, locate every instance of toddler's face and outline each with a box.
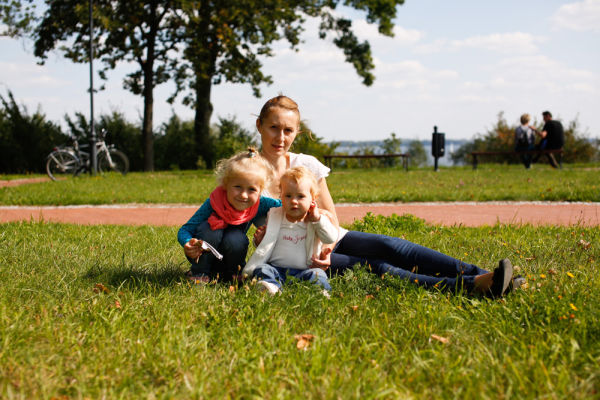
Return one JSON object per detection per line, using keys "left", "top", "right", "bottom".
{"left": 225, "top": 173, "right": 262, "bottom": 211}
{"left": 281, "top": 177, "right": 313, "bottom": 222}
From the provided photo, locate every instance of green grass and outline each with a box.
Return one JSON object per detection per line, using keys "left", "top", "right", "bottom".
{"left": 1, "top": 215, "right": 598, "bottom": 398}
{"left": 1, "top": 164, "right": 599, "bottom": 205}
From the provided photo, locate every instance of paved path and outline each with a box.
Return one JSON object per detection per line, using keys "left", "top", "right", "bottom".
{"left": 1, "top": 202, "right": 598, "bottom": 227}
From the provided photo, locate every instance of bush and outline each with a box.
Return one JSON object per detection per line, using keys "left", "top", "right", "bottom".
{"left": 407, "top": 139, "right": 427, "bottom": 167}
{"left": 211, "top": 115, "right": 259, "bottom": 163}
{"left": 0, "top": 91, "right": 69, "bottom": 173}
{"left": 154, "top": 114, "right": 197, "bottom": 170}
{"left": 380, "top": 133, "right": 402, "bottom": 167}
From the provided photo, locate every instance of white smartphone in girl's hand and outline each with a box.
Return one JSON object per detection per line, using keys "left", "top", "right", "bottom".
{"left": 200, "top": 241, "right": 223, "bottom": 260}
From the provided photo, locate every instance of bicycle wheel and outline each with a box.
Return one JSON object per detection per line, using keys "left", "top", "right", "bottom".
{"left": 98, "top": 149, "right": 129, "bottom": 175}
{"left": 46, "top": 150, "right": 80, "bottom": 181}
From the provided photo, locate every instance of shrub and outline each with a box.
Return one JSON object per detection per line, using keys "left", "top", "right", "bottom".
{"left": 0, "top": 91, "right": 68, "bottom": 173}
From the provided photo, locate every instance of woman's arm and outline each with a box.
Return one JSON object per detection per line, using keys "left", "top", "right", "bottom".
{"left": 311, "top": 178, "right": 338, "bottom": 269}
{"left": 316, "top": 178, "right": 338, "bottom": 228}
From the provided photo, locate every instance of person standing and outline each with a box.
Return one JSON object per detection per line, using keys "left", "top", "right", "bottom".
{"left": 535, "top": 111, "right": 564, "bottom": 168}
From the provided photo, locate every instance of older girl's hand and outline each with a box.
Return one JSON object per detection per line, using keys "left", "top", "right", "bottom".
{"left": 310, "top": 247, "right": 332, "bottom": 270}
{"left": 184, "top": 238, "right": 207, "bottom": 260}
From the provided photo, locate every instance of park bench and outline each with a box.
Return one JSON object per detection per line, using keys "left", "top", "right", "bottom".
{"left": 323, "top": 153, "right": 410, "bottom": 171}
{"left": 470, "top": 148, "right": 563, "bottom": 170}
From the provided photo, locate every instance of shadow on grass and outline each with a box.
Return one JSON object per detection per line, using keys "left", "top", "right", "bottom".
{"left": 82, "top": 261, "right": 187, "bottom": 290}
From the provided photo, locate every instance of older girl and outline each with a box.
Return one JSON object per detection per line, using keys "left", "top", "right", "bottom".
{"left": 178, "top": 148, "right": 280, "bottom": 283}
{"left": 254, "top": 95, "right": 514, "bottom": 297}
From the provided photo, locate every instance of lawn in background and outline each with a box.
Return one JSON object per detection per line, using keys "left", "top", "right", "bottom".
{"left": 1, "top": 164, "right": 599, "bottom": 205}
{"left": 1, "top": 215, "right": 598, "bottom": 399}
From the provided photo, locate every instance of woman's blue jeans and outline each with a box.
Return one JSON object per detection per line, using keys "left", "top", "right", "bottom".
{"left": 330, "top": 231, "right": 489, "bottom": 293}
{"left": 189, "top": 221, "right": 249, "bottom": 279}
{"left": 253, "top": 264, "right": 331, "bottom": 291}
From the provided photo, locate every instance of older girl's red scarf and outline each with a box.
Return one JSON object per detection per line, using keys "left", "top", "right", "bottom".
{"left": 207, "top": 186, "right": 259, "bottom": 230}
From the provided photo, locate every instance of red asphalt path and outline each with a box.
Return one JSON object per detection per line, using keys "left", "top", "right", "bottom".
{"left": 1, "top": 202, "right": 598, "bottom": 227}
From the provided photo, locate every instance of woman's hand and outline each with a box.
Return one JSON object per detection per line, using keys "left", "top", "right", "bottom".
{"left": 310, "top": 247, "right": 332, "bottom": 270}
{"left": 184, "top": 238, "right": 207, "bottom": 260}
{"left": 253, "top": 225, "right": 266, "bottom": 246}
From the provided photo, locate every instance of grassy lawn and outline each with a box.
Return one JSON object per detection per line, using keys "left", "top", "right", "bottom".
{"left": 1, "top": 164, "right": 599, "bottom": 205}
{"left": 1, "top": 215, "right": 598, "bottom": 398}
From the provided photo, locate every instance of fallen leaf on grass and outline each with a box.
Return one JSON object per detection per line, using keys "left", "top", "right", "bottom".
{"left": 350, "top": 305, "right": 359, "bottom": 311}
{"left": 578, "top": 239, "right": 591, "bottom": 250}
{"left": 566, "top": 272, "right": 575, "bottom": 278}
{"left": 294, "top": 334, "right": 315, "bottom": 350}
{"left": 93, "top": 283, "right": 110, "bottom": 294}
{"left": 365, "top": 295, "right": 374, "bottom": 300}
{"left": 429, "top": 334, "right": 449, "bottom": 344}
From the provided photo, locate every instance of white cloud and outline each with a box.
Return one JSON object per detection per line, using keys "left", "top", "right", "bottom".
{"left": 352, "top": 19, "right": 423, "bottom": 45}
{"left": 416, "top": 32, "right": 545, "bottom": 54}
{"left": 0, "top": 61, "right": 66, "bottom": 89}
{"left": 551, "top": 0, "right": 600, "bottom": 32}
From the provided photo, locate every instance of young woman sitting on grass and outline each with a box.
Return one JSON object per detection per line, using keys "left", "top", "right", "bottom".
{"left": 252, "top": 95, "right": 520, "bottom": 297}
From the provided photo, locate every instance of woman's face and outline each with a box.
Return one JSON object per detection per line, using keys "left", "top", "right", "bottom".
{"left": 257, "top": 107, "right": 300, "bottom": 159}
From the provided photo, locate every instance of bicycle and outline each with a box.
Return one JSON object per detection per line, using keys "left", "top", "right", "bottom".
{"left": 46, "top": 129, "right": 129, "bottom": 181}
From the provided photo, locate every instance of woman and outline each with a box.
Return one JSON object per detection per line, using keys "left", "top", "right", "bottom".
{"left": 254, "top": 95, "right": 516, "bottom": 297}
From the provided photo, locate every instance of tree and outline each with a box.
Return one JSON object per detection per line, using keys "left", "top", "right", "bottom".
{"left": 381, "top": 132, "right": 402, "bottom": 166}
{"left": 171, "top": 0, "right": 405, "bottom": 167}
{"left": 407, "top": 139, "right": 427, "bottom": 167}
{"left": 4, "top": 1, "right": 407, "bottom": 169}
{"left": 3, "top": 0, "right": 180, "bottom": 171}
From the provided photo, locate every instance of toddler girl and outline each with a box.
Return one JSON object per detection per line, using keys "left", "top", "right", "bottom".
{"left": 178, "top": 148, "right": 280, "bottom": 282}
{"left": 242, "top": 166, "right": 338, "bottom": 295}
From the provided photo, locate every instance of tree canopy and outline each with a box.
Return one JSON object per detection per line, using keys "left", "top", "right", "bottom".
{"left": 2, "top": 0, "right": 406, "bottom": 168}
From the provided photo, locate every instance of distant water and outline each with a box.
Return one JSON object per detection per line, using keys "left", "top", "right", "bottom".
{"left": 331, "top": 140, "right": 467, "bottom": 167}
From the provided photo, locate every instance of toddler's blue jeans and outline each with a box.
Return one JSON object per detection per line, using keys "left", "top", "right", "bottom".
{"left": 253, "top": 264, "right": 331, "bottom": 291}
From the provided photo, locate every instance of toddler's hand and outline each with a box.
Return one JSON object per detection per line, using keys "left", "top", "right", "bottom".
{"left": 253, "top": 225, "right": 266, "bottom": 246}
{"left": 304, "top": 201, "right": 321, "bottom": 223}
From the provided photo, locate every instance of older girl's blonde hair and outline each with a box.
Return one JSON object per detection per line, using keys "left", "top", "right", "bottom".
{"left": 279, "top": 166, "right": 319, "bottom": 198}
{"left": 214, "top": 147, "right": 274, "bottom": 189}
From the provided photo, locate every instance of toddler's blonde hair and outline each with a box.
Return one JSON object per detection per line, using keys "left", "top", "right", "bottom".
{"left": 280, "top": 166, "right": 319, "bottom": 198}
{"left": 215, "top": 147, "right": 274, "bottom": 190}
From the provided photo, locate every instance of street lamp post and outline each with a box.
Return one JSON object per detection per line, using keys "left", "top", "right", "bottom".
{"left": 89, "top": 0, "right": 97, "bottom": 174}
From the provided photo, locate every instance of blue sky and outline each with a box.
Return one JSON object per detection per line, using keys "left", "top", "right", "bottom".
{"left": 1, "top": 0, "right": 599, "bottom": 142}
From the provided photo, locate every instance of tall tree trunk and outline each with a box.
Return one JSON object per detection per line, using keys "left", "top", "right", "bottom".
{"left": 194, "top": 72, "right": 213, "bottom": 168}
{"left": 140, "top": 0, "right": 158, "bottom": 172}
{"left": 141, "top": 67, "right": 154, "bottom": 171}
